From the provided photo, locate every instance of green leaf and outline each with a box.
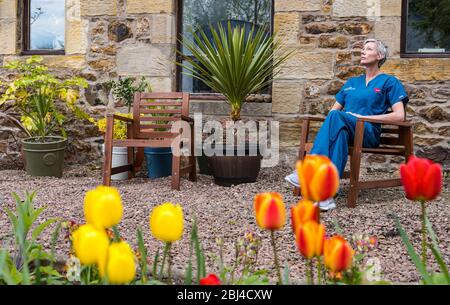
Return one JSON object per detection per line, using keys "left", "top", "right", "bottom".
{"left": 31, "top": 218, "right": 57, "bottom": 242}
{"left": 393, "top": 215, "right": 433, "bottom": 284}
{"left": 283, "top": 262, "right": 289, "bottom": 285}
{"left": 424, "top": 215, "right": 450, "bottom": 283}
{"left": 152, "top": 248, "right": 160, "bottom": 280}
{"left": 136, "top": 228, "right": 148, "bottom": 283}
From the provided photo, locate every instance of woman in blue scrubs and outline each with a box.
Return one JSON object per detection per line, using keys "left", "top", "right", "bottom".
{"left": 285, "top": 39, "right": 409, "bottom": 211}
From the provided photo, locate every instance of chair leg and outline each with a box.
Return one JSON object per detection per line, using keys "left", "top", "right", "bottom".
{"left": 102, "top": 117, "right": 114, "bottom": 186}
{"left": 171, "top": 155, "right": 181, "bottom": 190}
{"left": 127, "top": 147, "right": 135, "bottom": 179}
{"left": 347, "top": 120, "right": 364, "bottom": 208}
{"left": 293, "top": 187, "right": 300, "bottom": 197}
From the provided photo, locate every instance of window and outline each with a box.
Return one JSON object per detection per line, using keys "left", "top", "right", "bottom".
{"left": 22, "top": 0, "right": 65, "bottom": 55}
{"left": 176, "top": 0, "right": 273, "bottom": 94}
{"left": 401, "top": 0, "right": 450, "bottom": 57}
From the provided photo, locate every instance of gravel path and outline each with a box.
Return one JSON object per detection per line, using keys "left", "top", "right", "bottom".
{"left": 0, "top": 165, "right": 448, "bottom": 284}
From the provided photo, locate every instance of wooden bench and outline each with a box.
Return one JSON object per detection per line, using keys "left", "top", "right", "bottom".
{"left": 102, "top": 92, "right": 196, "bottom": 190}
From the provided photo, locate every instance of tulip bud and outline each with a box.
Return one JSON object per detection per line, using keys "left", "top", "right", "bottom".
{"left": 200, "top": 274, "right": 221, "bottom": 285}
{"left": 295, "top": 220, "right": 325, "bottom": 259}
{"left": 324, "top": 236, "right": 354, "bottom": 273}
{"left": 150, "top": 202, "right": 184, "bottom": 242}
{"left": 84, "top": 186, "right": 123, "bottom": 229}
{"left": 400, "top": 156, "right": 442, "bottom": 202}
{"left": 291, "top": 199, "right": 319, "bottom": 235}
{"left": 296, "top": 155, "right": 339, "bottom": 202}
{"left": 106, "top": 241, "right": 136, "bottom": 284}
{"left": 254, "top": 192, "right": 286, "bottom": 230}
{"left": 72, "top": 224, "right": 109, "bottom": 268}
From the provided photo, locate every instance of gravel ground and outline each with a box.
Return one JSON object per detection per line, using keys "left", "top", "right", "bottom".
{"left": 0, "top": 164, "right": 448, "bottom": 284}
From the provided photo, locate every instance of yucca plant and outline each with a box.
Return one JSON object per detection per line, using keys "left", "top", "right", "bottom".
{"left": 178, "top": 22, "right": 292, "bottom": 121}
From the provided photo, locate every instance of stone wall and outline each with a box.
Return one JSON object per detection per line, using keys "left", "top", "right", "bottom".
{"left": 0, "top": 0, "right": 449, "bottom": 171}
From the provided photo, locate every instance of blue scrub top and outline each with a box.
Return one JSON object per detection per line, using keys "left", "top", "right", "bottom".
{"left": 335, "top": 73, "right": 409, "bottom": 117}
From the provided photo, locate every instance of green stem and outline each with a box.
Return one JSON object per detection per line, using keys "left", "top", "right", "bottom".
{"left": 309, "top": 259, "right": 315, "bottom": 285}
{"left": 421, "top": 201, "right": 427, "bottom": 268}
{"left": 317, "top": 258, "right": 322, "bottom": 285}
{"left": 270, "top": 230, "right": 282, "bottom": 285}
{"left": 112, "top": 226, "right": 120, "bottom": 242}
{"left": 159, "top": 242, "right": 171, "bottom": 282}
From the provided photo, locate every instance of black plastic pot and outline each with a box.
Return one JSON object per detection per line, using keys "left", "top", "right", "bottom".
{"left": 21, "top": 136, "right": 67, "bottom": 178}
{"left": 196, "top": 145, "right": 212, "bottom": 175}
{"left": 207, "top": 144, "right": 262, "bottom": 186}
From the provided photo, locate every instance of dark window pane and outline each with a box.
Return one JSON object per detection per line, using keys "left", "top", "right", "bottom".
{"left": 30, "top": 0, "right": 65, "bottom": 50}
{"left": 405, "top": 0, "right": 450, "bottom": 53}
{"left": 180, "top": 0, "right": 272, "bottom": 93}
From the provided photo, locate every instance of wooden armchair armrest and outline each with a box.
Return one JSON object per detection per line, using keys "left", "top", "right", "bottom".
{"left": 106, "top": 113, "right": 134, "bottom": 123}
{"left": 181, "top": 114, "right": 194, "bottom": 124}
{"left": 299, "top": 115, "right": 326, "bottom": 122}
{"left": 356, "top": 117, "right": 413, "bottom": 127}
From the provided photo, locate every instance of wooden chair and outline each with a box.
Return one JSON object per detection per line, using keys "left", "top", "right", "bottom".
{"left": 102, "top": 92, "right": 196, "bottom": 190}
{"left": 294, "top": 109, "right": 413, "bottom": 208}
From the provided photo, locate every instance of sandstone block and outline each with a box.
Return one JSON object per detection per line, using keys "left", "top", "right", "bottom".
{"left": 271, "top": 81, "right": 303, "bottom": 114}
{"left": 117, "top": 43, "right": 173, "bottom": 76}
{"left": 43, "top": 55, "right": 86, "bottom": 70}
{"left": 88, "top": 58, "right": 116, "bottom": 72}
{"left": 375, "top": 17, "right": 401, "bottom": 57}
{"left": 319, "top": 35, "right": 349, "bottom": 49}
{"left": 275, "top": 0, "right": 322, "bottom": 12}
{"left": 278, "top": 119, "right": 302, "bottom": 147}
{"left": 127, "top": 0, "right": 173, "bottom": 14}
{"left": 419, "top": 106, "right": 449, "bottom": 123}
{"left": 80, "top": 0, "right": 117, "bottom": 16}
{"left": 0, "top": 0, "right": 17, "bottom": 18}
{"left": 336, "top": 65, "right": 365, "bottom": 80}
{"left": 337, "top": 23, "right": 372, "bottom": 35}
{"left": 66, "top": 19, "right": 89, "bottom": 54}
{"left": 108, "top": 20, "right": 133, "bottom": 42}
{"left": 151, "top": 15, "right": 175, "bottom": 44}
{"left": 305, "top": 23, "right": 337, "bottom": 34}
{"left": 278, "top": 50, "right": 334, "bottom": 80}
{"left": 274, "top": 13, "right": 300, "bottom": 46}
{"left": 0, "top": 20, "right": 15, "bottom": 55}
{"left": 327, "top": 79, "right": 345, "bottom": 95}
{"left": 333, "top": 0, "right": 401, "bottom": 17}
{"left": 382, "top": 59, "right": 450, "bottom": 82}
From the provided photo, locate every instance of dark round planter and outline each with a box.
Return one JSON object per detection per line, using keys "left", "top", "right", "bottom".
{"left": 196, "top": 145, "right": 212, "bottom": 175}
{"left": 21, "top": 136, "right": 67, "bottom": 178}
{"left": 207, "top": 144, "right": 262, "bottom": 186}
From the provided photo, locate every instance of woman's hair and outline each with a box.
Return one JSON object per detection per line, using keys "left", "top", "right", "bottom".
{"left": 363, "top": 38, "right": 388, "bottom": 68}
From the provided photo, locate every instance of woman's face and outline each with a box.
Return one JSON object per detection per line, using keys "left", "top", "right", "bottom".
{"left": 360, "top": 42, "right": 382, "bottom": 67}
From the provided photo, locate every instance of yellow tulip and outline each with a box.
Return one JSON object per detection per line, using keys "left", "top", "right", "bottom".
{"left": 106, "top": 241, "right": 136, "bottom": 284}
{"left": 296, "top": 155, "right": 339, "bottom": 202}
{"left": 84, "top": 186, "right": 123, "bottom": 229}
{"left": 150, "top": 202, "right": 184, "bottom": 242}
{"left": 72, "top": 224, "right": 109, "bottom": 268}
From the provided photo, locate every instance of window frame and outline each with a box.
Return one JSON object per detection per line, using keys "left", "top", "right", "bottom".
{"left": 400, "top": 0, "right": 450, "bottom": 58}
{"left": 21, "top": 0, "right": 65, "bottom": 56}
{"left": 175, "top": 0, "right": 275, "bottom": 97}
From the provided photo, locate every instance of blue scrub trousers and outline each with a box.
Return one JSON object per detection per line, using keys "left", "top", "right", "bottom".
{"left": 310, "top": 110, "right": 380, "bottom": 178}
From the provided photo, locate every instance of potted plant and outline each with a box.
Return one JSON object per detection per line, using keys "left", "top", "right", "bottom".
{"left": 0, "top": 56, "right": 88, "bottom": 177}
{"left": 97, "top": 113, "right": 132, "bottom": 180}
{"left": 178, "top": 21, "right": 292, "bottom": 185}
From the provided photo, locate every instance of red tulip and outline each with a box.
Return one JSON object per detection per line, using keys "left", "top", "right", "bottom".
{"left": 295, "top": 220, "right": 325, "bottom": 259}
{"left": 200, "top": 274, "right": 221, "bottom": 285}
{"left": 254, "top": 192, "right": 286, "bottom": 230}
{"left": 400, "top": 156, "right": 442, "bottom": 201}
{"left": 324, "top": 236, "right": 354, "bottom": 273}
{"left": 291, "top": 199, "right": 319, "bottom": 235}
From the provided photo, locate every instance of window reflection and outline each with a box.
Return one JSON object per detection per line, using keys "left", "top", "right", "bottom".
{"left": 181, "top": 0, "right": 272, "bottom": 93}
{"left": 30, "top": 0, "right": 65, "bottom": 50}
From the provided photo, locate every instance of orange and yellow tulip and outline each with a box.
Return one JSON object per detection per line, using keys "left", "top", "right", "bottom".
{"left": 291, "top": 199, "right": 319, "bottom": 234}
{"left": 400, "top": 155, "right": 442, "bottom": 202}
{"left": 296, "top": 155, "right": 339, "bottom": 202}
{"left": 295, "top": 220, "right": 325, "bottom": 259}
{"left": 84, "top": 186, "right": 123, "bottom": 229}
{"left": 324, "top": 236, "right": 354, "bottom": 273}
{"left": 254, "top": 192, "right": 286, "bottom": 230}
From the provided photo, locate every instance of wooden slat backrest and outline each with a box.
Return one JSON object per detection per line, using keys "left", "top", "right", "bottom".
{"left": 132, "top": 92, "right": 190, "bottom": 138}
